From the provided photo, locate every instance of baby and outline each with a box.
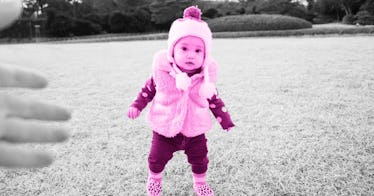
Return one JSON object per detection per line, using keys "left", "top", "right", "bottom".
{"left": 127, "top": 6, "right": 234, "bottom": 196}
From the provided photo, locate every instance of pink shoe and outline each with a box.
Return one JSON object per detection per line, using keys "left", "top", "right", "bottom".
{"left": 193, "top": 182, "right": 214, "bottom": 196}
{"left": 147, "top": 176, "right": 162, "bottom": 196}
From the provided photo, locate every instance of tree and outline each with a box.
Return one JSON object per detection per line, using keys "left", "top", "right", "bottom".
{"left": 312, "top": 0, "right": 368, "bottom": 22}
{"left": 339, "top": 0, "right": 366, "bottom": 16}
{"left": 254, "top": 0, "right": 309, "bottom": 19}
{"left": 108, "top": 11, "right": 127, "bottom": 33}
{"left": 131, "top": 7, "right": 153, "bottom": 32}
{"left": 306, "top": 0, "right": 315, "bottom": 10}
{"left": 149, "top": 0, "right": 194, "bottom": 25}
{"left": 44, "top": 0, "right": 74, "bottom": 16}
{"left": 22, "top": 0, "right": 49, "bottom": 18}
{"left": 314, "top": 0, "right": 344, "bottom": 20}
{"left": 203, "top": 8, "right": 219, "bottom": 19}
{"left": 86, "top": 0, "right": 153, "bottom": 14}
{"left": 46, "top": 13, "right": 73, "bottom": 36}
{"left": 71, "top": 18, "right": 101, "bottom": 35}
{"left": 360, "top": 0, "right": 374, "bottom": 15}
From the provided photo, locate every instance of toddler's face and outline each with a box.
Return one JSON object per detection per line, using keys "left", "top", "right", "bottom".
{"left": 173, "top": 36, "right": 205, "bottom": 73}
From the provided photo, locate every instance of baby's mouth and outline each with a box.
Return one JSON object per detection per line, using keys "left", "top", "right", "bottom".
{"left": 185, "top": 62, "right": 194, "bottom": 65}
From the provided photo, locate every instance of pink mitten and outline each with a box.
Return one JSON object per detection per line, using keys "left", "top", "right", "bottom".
{"left": 175, "top": 72, "right": 191, "bottom": 91}
{"left": 199, "top": 82, "right": 217, "bottom": 99}
{"left": 127, "top": 106, "right": 140, "bottom": 119}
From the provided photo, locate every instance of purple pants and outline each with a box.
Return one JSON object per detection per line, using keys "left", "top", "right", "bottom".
{"left": 148, "top": 131, "right": 209, "bottom": 174}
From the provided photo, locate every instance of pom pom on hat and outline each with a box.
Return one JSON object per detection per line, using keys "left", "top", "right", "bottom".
{"left": 167, "top": 6, "right": 212, "bottom": 63}
{"left": 183, "top": 6, "right": 202, "bottom": 21}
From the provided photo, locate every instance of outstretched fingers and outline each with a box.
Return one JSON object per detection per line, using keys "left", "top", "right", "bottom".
{"left": 0, "top": 65, "right": 47, "bottom": 88}
{"left": 0, "top": 142, "right": 53, "bottom": 168}
{"left": 0, "top": 118, "right": 69, "bottom": 143}
{"left": 0, "top": 94, "right": 71, "bottom": 121}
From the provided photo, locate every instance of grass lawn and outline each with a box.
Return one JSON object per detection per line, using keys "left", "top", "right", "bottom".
{"left": 0, "top": 35, "right": 373, "bottom": 195}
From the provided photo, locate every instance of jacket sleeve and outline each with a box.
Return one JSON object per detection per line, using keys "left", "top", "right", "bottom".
{"left": 208, "top": 92, "right": 235, "bottom": 130}
{"left": 130, "top": 77, "right": 156, "bottom": 111}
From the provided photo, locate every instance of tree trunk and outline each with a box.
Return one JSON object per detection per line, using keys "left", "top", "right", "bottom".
{"left": 340, "top": 0, "right": 352, "bottom": 15}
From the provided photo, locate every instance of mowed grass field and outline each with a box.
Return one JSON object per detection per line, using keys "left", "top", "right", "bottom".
{"left": 0, "top": 35, "right": 373, "bottom": 195}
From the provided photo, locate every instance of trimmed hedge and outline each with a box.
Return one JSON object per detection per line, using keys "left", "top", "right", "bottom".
{"left": 207, "top": 14, "right": 312, "bottom": 32}
{"left": 71, "top": 19, "right": 102, "bottom": 36}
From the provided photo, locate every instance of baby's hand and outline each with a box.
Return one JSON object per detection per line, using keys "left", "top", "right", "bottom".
{"left": 225, "top": 127, "right": 233, "bottom": 132}
{"left": 127, "top": 106, "right": 140, "bottom": 119}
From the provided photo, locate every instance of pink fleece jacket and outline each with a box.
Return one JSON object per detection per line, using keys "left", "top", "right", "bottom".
{"left": 146, "top": 50, "right": 218, "bottom": 137}
{"left": 130, "top": 50, "right": 235, "bottom": 138}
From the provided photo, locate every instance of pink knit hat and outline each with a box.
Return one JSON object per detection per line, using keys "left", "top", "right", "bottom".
{"left": 167, "top": 6, "right": 217, "bottom": 99}
{"left": 167, "top": 6, "right": 213, "bottom": 63}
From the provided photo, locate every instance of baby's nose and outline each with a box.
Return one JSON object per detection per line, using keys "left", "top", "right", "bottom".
{"left": 187, "top": 51, "right": 195, "bottom": 58}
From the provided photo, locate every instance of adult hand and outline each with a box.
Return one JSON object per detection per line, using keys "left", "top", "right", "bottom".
{"left": 0, "top": 0, "right": 23, "bottom": 30}
{"left": 127, "top": 106, "right": 140, "bottom": 119}
{"left": 0, "top": 64, "right": 71, "bottom": 168}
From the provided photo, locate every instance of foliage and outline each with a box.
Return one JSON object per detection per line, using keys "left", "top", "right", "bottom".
{"left": 2, "top": 0, "right": 372, "bottom": 38}
{"left": 44, "top": 0, "right": 74, "bottom": 16}
{"left": 198, "top": 0, "right": 248, "bottom": 16}
{"left": 342, "top": 14, "right": 357, "bottom": 24}
{"left": 339, "top": 0, "right": 366, "bottom": 15}
{"left": 203, "top": 8, "right": 220, "bottom": 19}
{"left": 45, "top": 13, "right": 73, "bottom": 37}
{"left": 355, "top": 10, "right": 374, "bottom": 25}
{"left": 149, "top": 0, "right": 194, "bottom": 26}
{"left": 71, "top": 19, "right": 102, "bottom": 36}
{"left": 108, "top": 11, "right": 128, "bottom": 33}
{"left": 312, "top": 15, "right": 336, "bottom": 24}
{"left": 207, "top": 14, "right": 312, "bottom": 32}
{"left": 83, "top": 13, "right": 103, "bottom": 25}
{"left": 199, "top": 0, "right": 311, "bottom": 20}
{"left": 314, "top": 0, "right": 344, "bottom": 21}
{"left": 360, "top": 0, "right": 374, "bottom": 15}
{"left": 0, "top": 19, "right": 31, "bottom": 39}
{"left": 312, "top": 0, "right": 369, "bottom": 23}
{"left": 131, "top": 8, "right": 154, "bottom": 32}
{"left": 73, "top": 0, "right": 99, "bottom": 18}
{"left": 82, "top": 13, "right": 110, "bottom": 32}
{"left": 22, "top": 0, "right": 49, "bottom": 17}
{"left": 108, "top": 11, "right": 148, "bottom": 33}
{"left": 86, "top": 0, "right": 153, "bottom": 13}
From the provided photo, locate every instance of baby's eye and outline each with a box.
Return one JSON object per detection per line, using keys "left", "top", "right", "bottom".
{"left": 181, "top": 47, "right": 187, "bottom": 51}
{"left": 195, "top": 49, "right": 202, "bottom": 53}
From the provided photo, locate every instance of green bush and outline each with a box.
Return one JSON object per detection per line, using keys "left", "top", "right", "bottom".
{"left": 46, "top": 14, "right": 73, "bottom": 37}
{"left": 131, "top": 8, "right": 153, "bottom": 32}
{"left": 83, "top": 13, "right": 103, "bottom": 26}
{"left": 342, "top": 15, "right": 356, "bottom": 25}
{"left": 312, "top": 15, "right": 336, "bottom": 24}
{"left": 207, "top": 14, "right": 312, "bottom": 32}
{"left": 203, "top": 8, "right": 219, "bottom": 19}
{"left": 109, "top": 11, "right": 144, "bottom": 33}
{"left": 0, "top": 18, "right": 32, "bottom": 39}
{"left": 355, "top": 11, "right": 374, "bottom": 25}
{"left": 360, "top": 0, "right": 374, "bottom": 15}
{"left": 109, "top": 11, "right": 127, "bottom": 33}
{"left": 71, "top": 19, "right": 102, "bottom": 36}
